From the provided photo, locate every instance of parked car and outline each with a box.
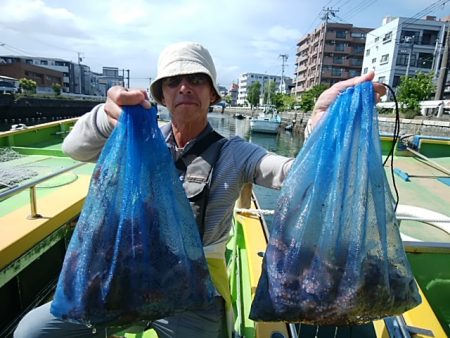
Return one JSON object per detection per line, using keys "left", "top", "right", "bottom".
{"left": 0, "top": 81, "right": 18, "bottom": 94}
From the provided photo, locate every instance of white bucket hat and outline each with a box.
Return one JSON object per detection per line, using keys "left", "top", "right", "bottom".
{"left": 150, "top": 42, "right": 222, "bottom": 106}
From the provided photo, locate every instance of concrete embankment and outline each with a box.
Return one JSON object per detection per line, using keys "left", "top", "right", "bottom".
{"left": 0, "top": 94, "right": 104, "bottom": 130}
{"left": 218, "top": 106, "right": 450, "bottom": 137}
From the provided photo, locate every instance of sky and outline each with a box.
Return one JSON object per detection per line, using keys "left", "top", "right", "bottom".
{"left": 0, "top": 0, "right": 448, "bottom": 90}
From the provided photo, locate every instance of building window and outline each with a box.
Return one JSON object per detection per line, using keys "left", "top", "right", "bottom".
{"left": 354, "top": 45, "right": 364, "bottom": 53}
{"left": 382, "top": 32, "right": 392, "bottom": 43}
{"left": 363, "top": 67, "right": 368, "bottom": 74}
{"left": 378, "top": 76, "right": 386, "bottom": 83}
{"left": 374, "top": 37, "right": 380, "bottom": 42}
{"left": 351, "top": 32, "right": 366, "bottom": 38}
{"left": 393, "top": 76, "right": 401, "bottom": 87}
{"left": 40, "top": 60, "right": 48, "bottom": 65}
{"left": 396, "top": 53, "right": 416, "bottom": 66}
{"left": 349, "top": 69, "right": 360, "bottom": 77}
{"left": 380, "top": 54, "right": 389, "bottom": 64}
{"left": 417, "top": 53, "right": 433, "bottom": 68}
{"left": 421, "top": 30, "right": 439, "bottom": 46}
{"left": 365, "top": 49, "right": 370, "bottom": 56}
{"left": 396, "top": 53, "right": 408, "bottom": 66}
{"left": 400, "top": 30, "right": 417, "bottom": 43}
{"left": 351, "top": 58, "right": 363, "bottom": 66}
{"left": 336, "top": 30, "right": 346, "bottom": 39}
{"left": 333, "top": 55, "right": 344, "bottom": 64}
{"left": 372, "top": 58, "right": 377, "bottom": 63}
{"left": 331, "top": 67, "right": 342, "bottom": 76}
{"left": 335, "top": 42, "right": 345, "bottom": 51}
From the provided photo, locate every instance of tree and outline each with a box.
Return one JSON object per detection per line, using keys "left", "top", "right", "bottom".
{"left": 298, "top": 84, "right": 329, "bottom": 112}
{"left": 281, "top": 94, "right": 297, "bottom": 111}
{"left": 247, "top": 81, "right": 261, "bottom": 109}
{"left": 224, "top": 94, "right": 232, "bottom": 105}
{"left": 262, "top": 80, "right": 276, "bottom": 105}
{"left": 397, "top": 72, "right": 435, "bottom": 118}
{"left": 52, "top": 83, "right": 62, "bottom": 96}
{"left": 19, "top": 78, "right": 37, "bottom": 94}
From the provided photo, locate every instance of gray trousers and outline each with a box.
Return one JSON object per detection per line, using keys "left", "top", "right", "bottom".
{"left": 14, "top": 297, "right": 226, "bottom": 338}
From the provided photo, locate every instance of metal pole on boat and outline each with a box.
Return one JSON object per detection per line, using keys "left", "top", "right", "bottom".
{"left": 406, "top": 146, "right": 450, "bottom": 176}
{"left": 29, "top": 186, "right": 41, "bottom": 219}
{"left": 236, "top": 183, "right": 252, "bottom": 209}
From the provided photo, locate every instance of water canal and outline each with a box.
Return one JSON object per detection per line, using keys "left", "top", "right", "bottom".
{"left": 206, "top": 111, "right": 305, "bottom": 229}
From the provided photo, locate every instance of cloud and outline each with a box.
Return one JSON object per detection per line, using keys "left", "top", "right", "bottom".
{"left": 0, "top": 0, "right": 90, "bottom": 39}
{"left": 268, "top": 25, "right": 301, "bottom": 42}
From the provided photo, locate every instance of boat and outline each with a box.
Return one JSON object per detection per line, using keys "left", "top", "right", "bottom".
{"left": 230, "top": 134, "right": 450, "bottom": 338}
{"left": 250, "top": 108, "right": 281, "bottom": 134}
{"left": 233, "top": 113, "right": 246, "bottom": 120}
{"left": 284, "top": 123, "right": 294, "bottom": 131}
{"left": 0, "top": 119, "right": 449, "bottom": 337}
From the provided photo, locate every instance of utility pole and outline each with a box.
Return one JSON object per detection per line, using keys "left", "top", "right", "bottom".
{"left": 321, "top": 7, "right": 338, "bottom": 23}
{"left": 405, "top": 35, "right": 415, "bottom": 77}
{"left": 435, "top": 22, "right": 450, "bottom": 100}
{"left": 319, "top": 8, "right": 338, "bottom": 85}
{"left": 126, "top": 69, "right": 130, "bottom": 88}
{"left": 279, "top": 54, "right": 288, "bottom": 93}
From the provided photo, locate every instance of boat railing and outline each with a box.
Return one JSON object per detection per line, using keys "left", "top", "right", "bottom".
{"left": 0, "top": 162, "right": 87, "bottom": 218}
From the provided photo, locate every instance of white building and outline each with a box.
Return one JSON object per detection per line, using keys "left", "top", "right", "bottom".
{"left": 362, "top": 16, "right": 449, "bottom": 97}
{"left": 237, "top": 72, "right": 292, "bottom": 106}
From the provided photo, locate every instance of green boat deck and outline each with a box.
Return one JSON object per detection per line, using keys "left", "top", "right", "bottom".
{"left": 0, "top": 124, "right": 449, "bottom": 337}
{"left": 385, "top": 154, "right": 450, "bottom": 242}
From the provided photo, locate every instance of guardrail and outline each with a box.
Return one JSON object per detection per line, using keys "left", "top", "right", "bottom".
{"left": 0, "top": 162, "right": 87, "bottom": 218}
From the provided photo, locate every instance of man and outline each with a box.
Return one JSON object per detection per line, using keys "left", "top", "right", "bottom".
{"left": 14, "top": 42, "right": 385, "bottom": 338}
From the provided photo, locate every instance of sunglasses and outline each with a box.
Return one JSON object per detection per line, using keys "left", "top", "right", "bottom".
{"left": 162, "top": 73, "right": 210, "bottom": 88}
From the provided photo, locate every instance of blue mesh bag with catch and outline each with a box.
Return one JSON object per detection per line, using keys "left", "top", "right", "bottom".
{"left": 250, "top": 81, "right": 421, "bottom": 325}
{"left": 51, "top": 105, "right": 214, "bottom": 328}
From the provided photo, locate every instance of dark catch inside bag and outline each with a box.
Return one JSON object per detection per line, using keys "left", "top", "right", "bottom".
{"left": 51, "top": 105, "right": 214, "bottom": 328}
{"left": 250, "top": 81, "right": 421, "bottom": 325}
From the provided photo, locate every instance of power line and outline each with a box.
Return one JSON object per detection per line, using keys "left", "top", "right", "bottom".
{"left": 343, "top": 0, "right": 378, "bottom": 21}
{"left": 362, "top": 0, "right": 449, "bottom": 47}
{"left": 0, "top": 42, "right": 35, "bottom": 56}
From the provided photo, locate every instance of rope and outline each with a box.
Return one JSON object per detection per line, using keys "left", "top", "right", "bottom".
{"left": 234, "top": 208, "right": 275, "bottom": 216}
{"left": 396, "top": 216, "right": 450, "bottom": 223}
{"left": 235, "top": 207, "right": 450, "bottom": 223}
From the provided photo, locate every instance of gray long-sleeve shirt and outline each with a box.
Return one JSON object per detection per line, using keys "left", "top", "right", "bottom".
{"left": 62, "top": 105, "right": 293, "bottom": 246}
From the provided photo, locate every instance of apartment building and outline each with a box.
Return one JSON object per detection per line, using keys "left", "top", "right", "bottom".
{"left": 0, "top": 56, "right": 124, "bottom": 96}
{"left": 237, "top": 72, "right": 292, "bottom": 106}
{"left": 294, "top": 22, "right": 372, "bottom": 95}
{"left": 361, "top": 16, "right": 449, "bottom": 92}
{"left": 228, "top": 83, "right": 239, "bottom": 106}
{"left": 0, "top": 56, "right": 71, "bottom": 93}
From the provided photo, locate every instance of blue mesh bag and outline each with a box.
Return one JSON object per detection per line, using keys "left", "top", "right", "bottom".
{"left": 250, "top": 81, "right": 421, "bottom": 325}
{"left": 51, "top": 105, "right": 214, "bottom": 328}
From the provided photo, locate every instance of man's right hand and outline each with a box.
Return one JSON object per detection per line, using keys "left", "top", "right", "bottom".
{"left": 104, "top": 86, "right": 152, "bottom": 126}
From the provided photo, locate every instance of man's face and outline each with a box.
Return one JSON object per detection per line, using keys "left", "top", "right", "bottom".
{"left": 161, "top": 73, "right": 217, "bottom": 122}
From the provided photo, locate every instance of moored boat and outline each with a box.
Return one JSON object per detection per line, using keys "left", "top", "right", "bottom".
{"left": 250, "top": 108, "right": 281, "bottom": 134}
{"left": 0, "top": 120, "right": 449, "bottom": 337}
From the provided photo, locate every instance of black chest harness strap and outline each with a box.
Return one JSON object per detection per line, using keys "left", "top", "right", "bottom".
{"left": 161, "top": 124, "right": 226, "bottom": 241}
